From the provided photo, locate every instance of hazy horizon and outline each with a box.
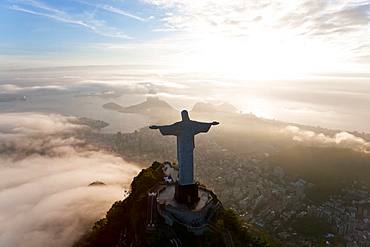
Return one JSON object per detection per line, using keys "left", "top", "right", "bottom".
{"left": 1, "top": 0, "right": 370, "bottom": 132}
{"left": 1, "top": 64, "right": 370, "bottom": 133}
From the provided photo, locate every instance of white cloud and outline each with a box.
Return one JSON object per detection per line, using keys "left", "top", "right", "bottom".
{"left": 74, "top": 0, "right": 150, "bottom": 22}
{"left": 0, "top": 112, "right": 140, "bottom": 247}
{"left": 0, "top": 112, "right": 81, "bottom": 136}
{"left": 145, "top": 0, "right": 370, "bottom": 37}
{"left": 20, "top": 0, "right": 65, "bottom": 14}
{"left": 9, "top": 5, "right": 94, "bottom": 29}
{"left": 8, "top": 1, "right": 132, "bottom": 39}
{"left": 283, "top": 125, "right": 370, "bottom": 152}
{"left": 101, "top": 4, "right": 147, "bottom": 21}
{"left": 4, "top": 0, "right": 370, "bottom": 73}
{"left": 144, "top": 0, "right": 370, "bottom": 72}
{"left": 0, "top": 84, "right": 65, "bottom": 93}
{"left": 0, "top": 153, "right": 139, "bottom": 247}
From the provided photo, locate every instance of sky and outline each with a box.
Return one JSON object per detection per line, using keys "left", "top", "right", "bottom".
{"left": 0, "top": 0, "right": 370, "bottom": 131}
{"left": 1, "top": 0, "right": 369, "bottom": 75}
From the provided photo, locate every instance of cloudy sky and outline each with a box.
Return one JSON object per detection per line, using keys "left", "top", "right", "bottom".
{"left": 1, "top": 0, "right": 369, "bottom": 74}
{"left": 0, "top": 0, "right": 370, "bottom": 131}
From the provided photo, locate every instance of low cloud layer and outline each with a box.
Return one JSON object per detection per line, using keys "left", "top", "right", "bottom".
{"left": 0, "top": 112, "right": 140, "bottom": 247}
{"left": 283, "top": 125, "right": 370, "bottom": 153}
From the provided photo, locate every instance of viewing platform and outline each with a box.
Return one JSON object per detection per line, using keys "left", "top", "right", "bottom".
{"left": 155, "top": 184, "right": 221, "bottom": 235}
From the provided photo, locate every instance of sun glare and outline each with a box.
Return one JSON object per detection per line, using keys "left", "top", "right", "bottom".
{"left": 178, "top": 31, "right": 349, "bottom": 80}
{"left": 239, "top": 97, "right": 274, "bottom": 119}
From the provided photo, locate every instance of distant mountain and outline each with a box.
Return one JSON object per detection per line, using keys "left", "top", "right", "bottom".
{"left": 103, "top": 97, "right": 177, "bottom": 122}
{"left": 192, "top": 102, "right": 238, "bottom": 113}
{"left": 123, "top": 97, "right": 175, "bottom": 114}
{"left": 103, "top": 97, "right": 176, "bottom": 115}
{"left": 102, "top": 102, "right": 124, "bottom": 111}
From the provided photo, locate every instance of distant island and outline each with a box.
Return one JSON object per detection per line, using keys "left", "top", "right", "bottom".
{"left": 75, "top": 117, "right": 109, "bottom": 130}
{"left": 88, "top": 181, "right": 106, "bottom": 186}
{"left": 103, "top": 97, "right": 176, "bottom": 116}
{"left": 102, "top": 102, "right": 124, "bottom": 111}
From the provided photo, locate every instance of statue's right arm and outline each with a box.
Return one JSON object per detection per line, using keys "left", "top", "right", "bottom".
{"left": 149, "top": 124, "right": 169, "bottom": 129}
{"left": 150, "top": 123, "right": 178, "bottom": 135}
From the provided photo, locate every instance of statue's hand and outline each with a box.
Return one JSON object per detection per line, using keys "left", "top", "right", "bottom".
{"left": 212, "top": 121, "right": 219, "bottom": 125}
{"left": 149, "top": 125, "right": 159, "bottom": 129}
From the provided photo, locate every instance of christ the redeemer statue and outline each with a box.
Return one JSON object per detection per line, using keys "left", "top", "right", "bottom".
{"left": 150, "top": 110, "right": 219, "bottom": 204}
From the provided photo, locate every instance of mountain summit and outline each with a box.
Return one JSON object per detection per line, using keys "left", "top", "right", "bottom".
{"left": 74, "top": 110, "right": 274, "bottom": 246}
{"left": 74, "top": 162, "right": 274, "bottom": 247}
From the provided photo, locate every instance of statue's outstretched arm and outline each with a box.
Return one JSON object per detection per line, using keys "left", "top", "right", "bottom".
{"left": 193, "top": 121, "right": 219, "bottom": 134}
{"left": 149, "top": 124, "right": 172, "bottom": 129}
{"left": 149, "top": 123, "right": 179, "bottom": 135}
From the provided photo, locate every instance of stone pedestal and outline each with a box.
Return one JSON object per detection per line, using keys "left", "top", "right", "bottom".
{"left": 175, "top": 183, "right": 199, "bottom": 205}
{"left": 156, "top": 184, "right": 221, "bottom": 235}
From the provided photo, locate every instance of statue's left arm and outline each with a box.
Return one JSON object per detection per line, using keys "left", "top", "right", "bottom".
{"left": 192, "top": 121, "right": 219, "bottom": 134}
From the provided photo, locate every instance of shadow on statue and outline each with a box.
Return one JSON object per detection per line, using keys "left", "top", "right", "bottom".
{"left": 175, "top": 183, "right": 199, "bottom": 206}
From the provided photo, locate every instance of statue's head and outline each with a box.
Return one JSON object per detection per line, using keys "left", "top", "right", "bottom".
{"left": 181, "top": 110, "right": 190, "bottom": 121}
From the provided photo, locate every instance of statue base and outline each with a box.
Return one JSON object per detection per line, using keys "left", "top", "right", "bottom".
{"left": 175, "top": 183, "right": 199, "bottom": 205}
{"left": 156, "top": 184, "right": 221, "bottom": 235}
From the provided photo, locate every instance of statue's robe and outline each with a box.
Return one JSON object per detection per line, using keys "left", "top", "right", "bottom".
{"left": 157, "top": 120, "right": 212, "bottom": 185}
